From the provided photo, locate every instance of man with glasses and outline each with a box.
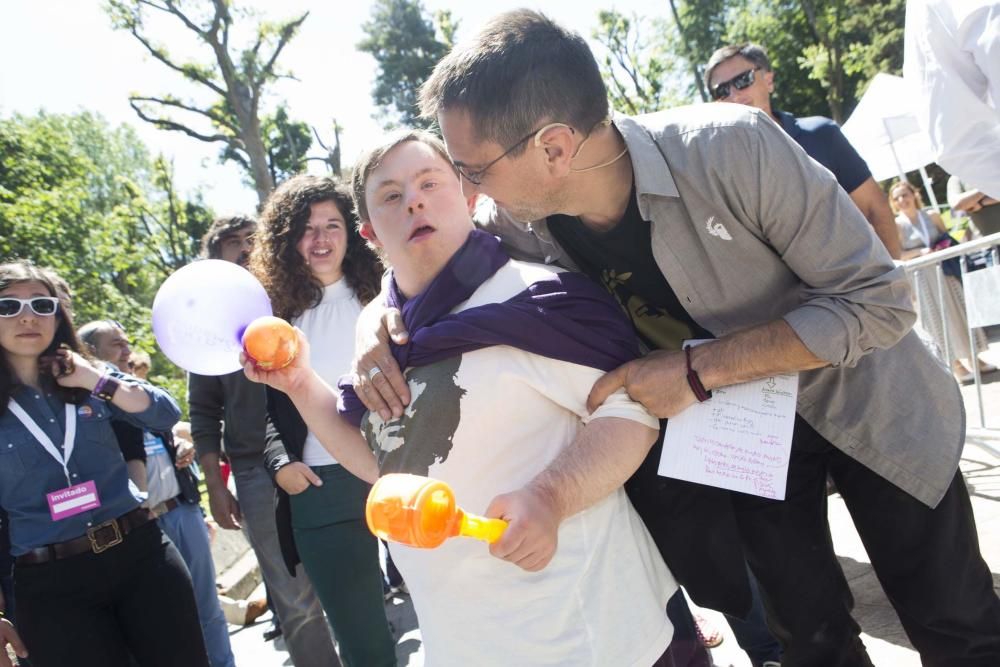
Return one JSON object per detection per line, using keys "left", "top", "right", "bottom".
{"left": 354, "top": 10, "right": 1000, "bottom": 666}
{"left": 705, "top": 43, "right": 902, "bottom": 259}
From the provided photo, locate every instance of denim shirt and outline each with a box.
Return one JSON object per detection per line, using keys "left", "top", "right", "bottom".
{"left": 0, "top": 374, "right": 180, "bottom": 555}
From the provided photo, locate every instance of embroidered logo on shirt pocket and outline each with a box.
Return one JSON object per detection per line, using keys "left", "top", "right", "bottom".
{"left": 705, "top": 217, "right": 733, "bottom": 241}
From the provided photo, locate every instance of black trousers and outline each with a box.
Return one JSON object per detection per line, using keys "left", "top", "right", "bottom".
{"left": 15, "top": 520, "right": 209, "bottom": 667}
{"left": 733, "top": 417, "right": 1000, "bottom": 667}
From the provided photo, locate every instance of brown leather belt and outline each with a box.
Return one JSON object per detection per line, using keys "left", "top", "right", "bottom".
{"left": 149, "top": 495, "right": 182, "bottom": 519}
{"left": 16, "top": 507, "right": 154, "bottom": 565}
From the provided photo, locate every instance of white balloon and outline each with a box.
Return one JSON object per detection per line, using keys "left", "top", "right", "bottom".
{"left": 152, "top": 260, "right": 272, "bottom": 375}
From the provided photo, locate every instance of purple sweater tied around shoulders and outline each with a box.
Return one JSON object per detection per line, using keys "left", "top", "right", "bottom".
{"left": 337, "top": 229, "right": 640, "bottom": 427}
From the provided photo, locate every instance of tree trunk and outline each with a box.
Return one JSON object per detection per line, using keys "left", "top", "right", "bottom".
{"left": 667, "top": 0, "right": 709, "bottom": 102}
{"left": 243, "top": 120, "right": 274, "bottom": 204}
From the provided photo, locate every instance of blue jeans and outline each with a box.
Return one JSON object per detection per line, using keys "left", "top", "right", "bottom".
{"left": 159, "top": 502, "right": 235, "bottom": 667}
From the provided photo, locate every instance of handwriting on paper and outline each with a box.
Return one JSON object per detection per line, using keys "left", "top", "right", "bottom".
{"left": 659, "top": 344, "right": 798, "bottom": 499}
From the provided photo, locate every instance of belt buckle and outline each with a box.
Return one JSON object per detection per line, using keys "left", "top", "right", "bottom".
{"left": 87, "top": 519, "right": 123, "bottom": 553}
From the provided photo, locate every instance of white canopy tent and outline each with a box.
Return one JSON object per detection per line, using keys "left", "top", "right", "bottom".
{"left": 842, "top": 72, "right": 941, "bottom": 209}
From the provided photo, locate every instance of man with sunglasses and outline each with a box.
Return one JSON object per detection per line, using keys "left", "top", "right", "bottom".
{"left": 705, "top": 43, "right": 902, "bottom": 260}
{"left": 354, "top": 9, "right": 1000, "bottom": 666}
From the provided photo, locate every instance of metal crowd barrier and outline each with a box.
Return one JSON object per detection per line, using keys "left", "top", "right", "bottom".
{"left": 901, "top": 231, "right": 1000, "bottom": 432}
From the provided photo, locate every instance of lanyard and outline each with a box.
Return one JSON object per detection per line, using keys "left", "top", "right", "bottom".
{"left": 7, "top": 399, "right": 77, "bottom": 486}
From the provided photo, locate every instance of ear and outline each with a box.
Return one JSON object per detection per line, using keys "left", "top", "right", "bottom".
{"left": 534, "top": 124, "right": 577, "bottom": 176}
{"left": 359, "top": 221, "right": 382, "bottom": 248}
{"left": 764, "top": 70, "right": 775, "bottom": 93}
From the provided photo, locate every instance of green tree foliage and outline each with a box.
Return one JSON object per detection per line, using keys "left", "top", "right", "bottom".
{"left": 107, "top": 0, "right": 311, "bottom": 203}
{"left": 671, "top": 0, "right": 729, "bottom": 101}
{"left": 0, "top": 111, "right": 209, "bottom": 415}
{"left": 358, "top": 0, "right": 454, "bottom": 129}
{"left": 594, "top": 11, "right": 668, "bottom": 115}
{"left": 221, "top": 104, "right": 312, "bottom": 189}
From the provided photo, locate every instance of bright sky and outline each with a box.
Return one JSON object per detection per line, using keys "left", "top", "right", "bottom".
{"left": 0, "top": 0, "right": 670, "bottom": 214}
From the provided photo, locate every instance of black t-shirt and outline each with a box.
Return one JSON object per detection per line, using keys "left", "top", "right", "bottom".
{"left": 547, "top": 189, "right": 714, "bottom": 351}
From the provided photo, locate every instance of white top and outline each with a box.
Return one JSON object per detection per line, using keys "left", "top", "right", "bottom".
{"left": 905, "top": 0, "right": 1000, "bottom": 198}
{"left": 143, "top": 431, "right": 181, "bottom": 507}
{"left": 294, "top": 278, "right": 362, "bottom": 467}
{"left": 363, "top": 260, "right": 676, "bottom": 667}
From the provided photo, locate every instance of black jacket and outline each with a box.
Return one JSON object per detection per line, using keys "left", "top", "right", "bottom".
{"left": 261, "top": 387, "right": 309, "bottom": 576}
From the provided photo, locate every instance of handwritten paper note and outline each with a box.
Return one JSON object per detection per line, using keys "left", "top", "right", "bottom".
{"left": 659, "top": 344, "right": 799, "bottom": 499}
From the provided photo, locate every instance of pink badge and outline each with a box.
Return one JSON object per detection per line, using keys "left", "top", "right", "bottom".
{"left": 47, "top": 480, "right": 101, "bottom": 521}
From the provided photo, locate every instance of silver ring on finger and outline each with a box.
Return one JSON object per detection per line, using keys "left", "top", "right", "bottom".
{"left": 367, "top": 365, "right": 383, "bottom": 382}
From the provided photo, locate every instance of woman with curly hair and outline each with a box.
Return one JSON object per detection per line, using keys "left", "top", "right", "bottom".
{"left": 249, "top": 175, "right": 395, "bottom": 667}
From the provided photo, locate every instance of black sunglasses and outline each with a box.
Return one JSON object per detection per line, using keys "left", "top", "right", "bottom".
{"left": 711, "top": 68, "right": 760, "bottom": 101}
{"left": 0, "top": 297, "right": 60, "bottom": 318}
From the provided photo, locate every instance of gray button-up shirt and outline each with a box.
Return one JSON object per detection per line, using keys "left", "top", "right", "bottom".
{"left": 480, "top": 104, "right": 963, "bottom": 508}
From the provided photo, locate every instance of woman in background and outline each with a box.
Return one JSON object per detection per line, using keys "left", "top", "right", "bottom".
{"left": 889, "top": 180, "right": 994, "bottom": 382}
{"left": 0, "top": 260, "right": 206, "bottom": 667}
{"left": 250, "top": 175, "right": 396, "bottom": 667}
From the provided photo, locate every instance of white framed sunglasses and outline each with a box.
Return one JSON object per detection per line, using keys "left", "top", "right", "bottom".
{"left": 0, "top": 297, "right": 60, "bottom": 318}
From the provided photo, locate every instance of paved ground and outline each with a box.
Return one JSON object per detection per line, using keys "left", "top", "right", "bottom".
{"left": 228, "top": 581, "right": 422, "bottom": 666}
{"left": 228, "top": 341, "right": 1000, "bottom": 667}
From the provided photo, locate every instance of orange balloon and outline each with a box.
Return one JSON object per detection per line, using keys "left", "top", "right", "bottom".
{"left": 241, "top": 316, "right": 298, "bottom": 370}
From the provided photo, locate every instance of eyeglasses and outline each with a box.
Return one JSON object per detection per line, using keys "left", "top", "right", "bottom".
{"left": 0, "top": 297, "right": 60, "bottom": 318}
{"left": 710, "top": 68, "right": 760, "bottom": 101}
{"left": 453, "top": 128, "right": 543, "bottom": 186}
{"left": 454, "top": 118, "right": 616, "bottom": 185}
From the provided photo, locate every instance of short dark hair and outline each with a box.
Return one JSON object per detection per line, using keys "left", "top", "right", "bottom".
{"left": 351, "top": 130, "right": 457, "bottom": 225}
{"left": 705, "top": 43, "right": 772, "bottom": 90}
{"left": 250, "top": 175, "right": 383, "bottom": 319}
{"left": 200, "top": 216, "right": 257, "bottom": 259}
{"left": 418, "top": 9, "right": 608, "bottom": 154}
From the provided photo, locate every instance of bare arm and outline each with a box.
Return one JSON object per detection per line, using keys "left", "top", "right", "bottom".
{"left": 485, "top": 415, "right": 658, "bottom": 572}
{"left": 51, "top": 351, "right": 154, "bottom": 413}
{"left": 950, "top": 188, "right": 987, "bottom": 213}
{"left": 126, "top": 460, "right": 148, "bottom": 493}
{"left": 244, "top": 331, "right": 379, "bottom": 484}
{"left": 929, "top": 211, "right": 949, "bottom": 235}
{"left": 0, "top": 619, "right": 27, "bottom": 667}
{"left": 199, "top": 452, "right": 241, "bottom": 529}
{"left": 589, "top": 319, "right": 826, "bottom": 418}
{"left": 849, "top": 178, "right": 902, "bottom": 259}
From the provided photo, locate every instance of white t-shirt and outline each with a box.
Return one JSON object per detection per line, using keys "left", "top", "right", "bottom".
{"left": 362, "top": 260, "right": 677, "bottom": 667}
{"left": 294, "top": 278, "right": 362, "bottom": 467}
{"left": 143, "top": 431, "right": 180, "bottom": 508}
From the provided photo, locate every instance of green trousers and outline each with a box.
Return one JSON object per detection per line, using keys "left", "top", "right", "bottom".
{"left": 290, "top": 464, "right": 396, "bottom": 667}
